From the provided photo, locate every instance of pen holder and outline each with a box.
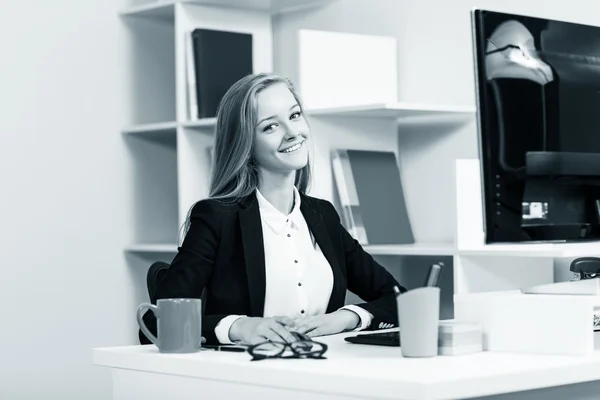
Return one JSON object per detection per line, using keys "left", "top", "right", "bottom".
{"left": 397, "top": 287, "right": 440, "bottom": 357}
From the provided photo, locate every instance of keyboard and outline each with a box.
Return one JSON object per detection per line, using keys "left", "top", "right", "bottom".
{"left": 344, "top": 330, "right": 400, "bottom": 347}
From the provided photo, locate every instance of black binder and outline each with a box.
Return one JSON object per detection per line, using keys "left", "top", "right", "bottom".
{"left": 191, "top": 28, "right": 253, "bottom": 119}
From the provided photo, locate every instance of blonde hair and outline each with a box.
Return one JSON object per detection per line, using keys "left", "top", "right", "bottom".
{"left": 178, "top": 73, "right": 313, "bottom": 243}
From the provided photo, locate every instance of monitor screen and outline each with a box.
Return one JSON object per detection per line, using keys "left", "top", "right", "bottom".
{"left": 472, "top": 9, "right": 600, "bottom": 243}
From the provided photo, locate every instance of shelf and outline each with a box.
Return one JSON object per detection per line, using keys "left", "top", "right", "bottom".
{"left": 121, "top": 101, "right": 475, "bottom": 134}
{"left": 119, "top": 0, "right": 329, "bottom": 19}
{"left": 122, "top": 121, "right": 177, "bottom": 136}
{"left": 125, "top": 243, "right": 455, "bottom": 257}
{"left": 364, "top": 243, "right": 455, "bottom": 256}
{"left": 119, "top": 120, "right": 216, "bottom": 139}
{"left": 306, "top": 102, "right": 476, "bottom": 121}
{"left": 181, "top": 118, "right": 217, "bottom": 129}
{"left": 458, "top": 242, "right": 600, "bottom": 258}
{"left": 184, "top": 0, "right": 329, "bottom": 14}
{"left": 119, "top": 1, "right": 175, "bottom": 21}
{"left": 120, "top": 119, "right": 216, "bottom": 134}
{"left": 125, "top": 243, "right": 178, "bottom": 253}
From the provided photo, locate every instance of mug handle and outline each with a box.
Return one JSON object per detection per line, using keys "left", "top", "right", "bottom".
{"left": 136, "top": 303, "right": 159, "bottom": 346}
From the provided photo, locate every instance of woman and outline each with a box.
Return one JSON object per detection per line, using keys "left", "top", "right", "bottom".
{"left": 140, "top": 72, "right": 406, "bottom": 346}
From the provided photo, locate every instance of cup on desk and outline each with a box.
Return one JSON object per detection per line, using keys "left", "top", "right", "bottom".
{"left": 397, "top": 287, "right": 440, "bottom": 357}
{"left": 136, "top": 298, "right": 203, "bottom": 354}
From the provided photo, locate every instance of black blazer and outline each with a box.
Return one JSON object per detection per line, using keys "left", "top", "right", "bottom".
{"left": 139, "top": 190, "right": 406, "bottom": 345}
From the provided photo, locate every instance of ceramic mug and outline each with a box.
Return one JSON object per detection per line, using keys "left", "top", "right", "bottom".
{"left": 137, "top": 298, "right": 203, "bottom": 353}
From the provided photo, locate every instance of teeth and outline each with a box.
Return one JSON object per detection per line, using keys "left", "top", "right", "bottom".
{"left": 281, "top": 142, "right": 302, "bottom": 153}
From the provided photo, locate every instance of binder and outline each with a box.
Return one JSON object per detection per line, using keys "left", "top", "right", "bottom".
{"left": 190, "top": 28, "right": 253, "bottom": 119}
{"left": 331, "top": 149, "right": 414, "bottom": 245}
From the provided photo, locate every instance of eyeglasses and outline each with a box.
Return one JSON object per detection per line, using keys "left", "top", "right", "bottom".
{"left": 246, "top": 339, "right": 328, "bottom": 361}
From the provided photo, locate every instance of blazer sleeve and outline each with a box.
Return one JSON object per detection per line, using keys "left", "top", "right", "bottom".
{"left": 138, "top": 199, "right": 229, "bottom": 345}
{"left": 322, "top": 200, "right": 407, "bottom": 330}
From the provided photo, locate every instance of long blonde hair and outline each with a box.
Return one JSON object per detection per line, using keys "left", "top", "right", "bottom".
{"left": 178, "top": 73, "right": 313, "bottom": 243}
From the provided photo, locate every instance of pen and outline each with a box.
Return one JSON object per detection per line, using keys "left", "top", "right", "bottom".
{"left": 203, "top": 345, "right": 247, "bottom": 353}
{"left": 425, "top": 262, "right": 443, "bottom": 287}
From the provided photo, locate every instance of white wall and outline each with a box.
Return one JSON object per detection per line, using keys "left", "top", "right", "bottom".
{"left": 0, "top": 0, "right": 138, "bottom": 398}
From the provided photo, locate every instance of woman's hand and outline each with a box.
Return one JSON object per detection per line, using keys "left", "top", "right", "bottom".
{"left": 293, "top": 310, "right": 359, "bottom": 338}
{"left": 229, "top": 316, "right": 297, "bottom": 345}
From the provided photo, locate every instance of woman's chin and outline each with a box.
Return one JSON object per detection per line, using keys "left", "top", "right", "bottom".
{"left": 284, "top": 159, "right": 308, "bottom": 171}
{"left": 276, "top": 152, "right": 308, "bottom": 170}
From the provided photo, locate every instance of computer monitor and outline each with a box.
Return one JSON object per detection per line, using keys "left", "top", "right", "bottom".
{"left": 472, "top": 9, "right": 600, "bottom": 244}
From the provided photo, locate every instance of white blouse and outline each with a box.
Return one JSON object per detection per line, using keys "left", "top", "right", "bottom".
{"left": 214, "top": 187, "right": 373, "bottom": 344}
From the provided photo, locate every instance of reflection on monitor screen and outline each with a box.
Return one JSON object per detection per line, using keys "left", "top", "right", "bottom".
{"left": 472, "top": 9, "right": 600, "bottom": 244}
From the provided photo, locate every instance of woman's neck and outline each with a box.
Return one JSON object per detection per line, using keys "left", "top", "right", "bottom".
{"left": 258, "top": 171, "right": 296, "bottom": 215}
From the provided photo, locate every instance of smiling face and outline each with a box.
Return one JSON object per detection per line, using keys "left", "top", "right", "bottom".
{"left": 253, "top": 83, "right": 310, "bottom": 176}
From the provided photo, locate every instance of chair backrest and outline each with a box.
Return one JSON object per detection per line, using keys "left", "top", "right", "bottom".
{"left": 146, "top": 261, "right": 170, "bottom": 304}
{"left": 146, "top": 261, "right": 207, "bottom": 314}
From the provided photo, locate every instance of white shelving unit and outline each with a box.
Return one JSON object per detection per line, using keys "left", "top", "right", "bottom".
{"left": 120, "top": 0, "right": 475, "bottom": 319}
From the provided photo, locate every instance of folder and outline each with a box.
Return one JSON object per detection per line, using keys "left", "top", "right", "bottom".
{"left": 331, "top": 149, "right": 414, "bottom": 245}
{"left": 190, "top": 28, "right": 253, "bottom": 119}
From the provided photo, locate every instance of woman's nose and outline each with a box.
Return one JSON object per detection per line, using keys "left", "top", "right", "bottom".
{"left": 284, "top": 125, "right": 300, "bottom": 139}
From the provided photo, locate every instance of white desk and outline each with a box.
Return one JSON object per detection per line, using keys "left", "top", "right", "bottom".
{"left": 93, "top": 330, "right": 600, "bottom": 400}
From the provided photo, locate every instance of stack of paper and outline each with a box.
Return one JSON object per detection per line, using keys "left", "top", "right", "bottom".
{"left": 438, "top": 320, "right": 483, "bottom": 356}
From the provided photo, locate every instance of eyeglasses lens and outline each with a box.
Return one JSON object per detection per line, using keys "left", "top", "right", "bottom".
{"left": 252, "top": 342, "right": 286, "bottom": 357}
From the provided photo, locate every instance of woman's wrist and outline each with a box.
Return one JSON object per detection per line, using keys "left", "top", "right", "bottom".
{"left": 228, "top": 316, "right": 248, "bottom": 342}
{"left": 338, "top": 309, "right": 360, "bottom": 331}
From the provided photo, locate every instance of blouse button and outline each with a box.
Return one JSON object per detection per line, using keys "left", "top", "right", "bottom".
{"left": 301, "top": 310, "right": 305, "bottom": 314}
{"left": 294, "top": 260, "right": 298, "bottom": 263}
{"left": 287, "top": 234, "right": 291, "bottom": 237}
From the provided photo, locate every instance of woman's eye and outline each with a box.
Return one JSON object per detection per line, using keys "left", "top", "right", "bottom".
{"left": 263, "top": 123, "right": 277, "bottom": 132}
{"left": 290, "top": 111, "right": 301, "bottom": 120}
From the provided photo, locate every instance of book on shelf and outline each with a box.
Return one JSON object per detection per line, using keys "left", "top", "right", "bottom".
{"left": 185, "top": 28, "right": 253, "bottom": 121}
{"left": 331, "top": 149, "right": 414, "bottom": 245}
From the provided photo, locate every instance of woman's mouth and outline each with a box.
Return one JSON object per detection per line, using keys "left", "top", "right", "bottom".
{"left": 279, "top": 140, "right": 304, "bottom": 154}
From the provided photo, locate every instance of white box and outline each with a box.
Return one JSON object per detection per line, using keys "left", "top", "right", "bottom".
{"left": 455, "top": 291, "right": 600, "bottom": 356}
{"left": 298, "top": 29, "right": 398, "bottom": 109}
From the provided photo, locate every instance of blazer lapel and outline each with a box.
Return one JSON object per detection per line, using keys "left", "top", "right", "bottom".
{"left": 300, "top": 194, "right": 346, "bottom": 313}
{"left": 238, "top": 192, "right": 266, "bottom": 317}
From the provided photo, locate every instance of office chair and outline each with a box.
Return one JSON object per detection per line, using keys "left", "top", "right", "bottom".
{"left": 146, "top": 261, "right": 170, "bottom": 303}
{"left": 138, "top": 261, "right": 170, "bottom": 345}
{"left": 145, "top": 261, "right": 207, "bottom": 311}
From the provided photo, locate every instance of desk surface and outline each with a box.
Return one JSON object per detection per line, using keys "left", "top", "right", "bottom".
{"left": 93, "top": 329, "right": 600, "bottom": 400}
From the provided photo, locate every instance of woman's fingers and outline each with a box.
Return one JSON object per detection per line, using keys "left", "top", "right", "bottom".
{"left": 269, "top": 322, "right": 297, "bottom": 343}
{"left": 274, "top": 316, "right": 295, "bottom": 328}
{"left": 261, "top": 329, "right": 285, "bottom": 343}
{"left": 305, "top": 327, "right": 323, "bottom": 337}
{"left": 294, "top": 318, "right": 318, "bottom": 335}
